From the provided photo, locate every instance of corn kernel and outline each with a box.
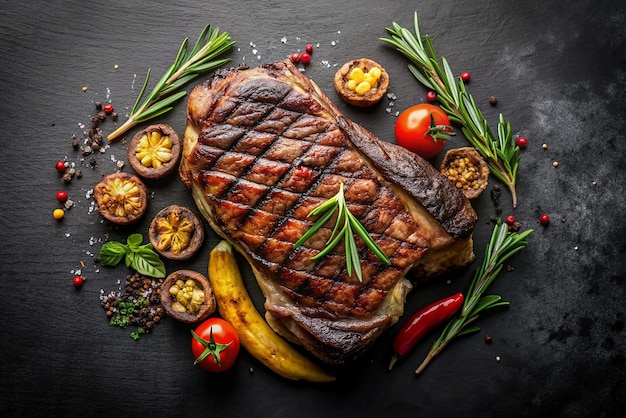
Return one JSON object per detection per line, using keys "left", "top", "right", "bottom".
{"left": 348, "top": 67, "right": 365, "bottom": 83}
{"left": 369, "top": 67, "right": 382, "bottom": 79}
{"left": 346, "top": 79, "right": 357, "bottom": 91}
{"left": 362, "top": 73, "right": 376, "bottom": 86}
{"left": 172, "top": 302, "right": 187, "bottom": 313}
{"left": 355, "top": 81, "right": 371, "bottom": 95}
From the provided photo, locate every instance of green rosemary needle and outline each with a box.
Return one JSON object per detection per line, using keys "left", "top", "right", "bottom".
{"left": 414, "top": 220, "right": 532, "bottom": 375}
{"left": 381, "top": 12, "right": 521, "bottom": 207}
{"left": 294, "top": 183, "right": 391, "bottom": 282}
{"left": 107, "top": 24, "right": 234, "bottom": 141}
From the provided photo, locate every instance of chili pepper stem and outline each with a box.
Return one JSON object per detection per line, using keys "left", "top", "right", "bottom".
{"left": 388, "top": 353, "right": 401, "bottom": 371}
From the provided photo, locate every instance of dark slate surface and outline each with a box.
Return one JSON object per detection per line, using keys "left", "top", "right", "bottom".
{"left": 1, "top": 1, "right": 625, "bottom": 417}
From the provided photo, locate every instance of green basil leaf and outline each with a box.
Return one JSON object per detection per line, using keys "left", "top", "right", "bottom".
{"left": 126, "top": 233, "right": 144, "bottom": 249}
{"left": 99, "top": 242, "right": 129, "bottom": 266}
{"left": 131, "top": 249, "right": 166, "bottom": 278}
{"left": 125, "top": 251, "right": 135, "bottom": 268}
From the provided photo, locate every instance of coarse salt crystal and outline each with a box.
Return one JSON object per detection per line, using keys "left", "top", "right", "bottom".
{"left": 280, "top": 37, "right": 287, "bottom": 43}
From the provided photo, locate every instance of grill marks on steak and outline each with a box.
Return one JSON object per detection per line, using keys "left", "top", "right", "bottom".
{"left": 180, "top": 61, "right": 476, "bottom": 364}
{"left": 192, "top": 99, "right": 428, "bottom": 314}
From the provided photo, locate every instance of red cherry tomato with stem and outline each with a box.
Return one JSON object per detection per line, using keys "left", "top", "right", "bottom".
{"left": 395, "top": 104, "right": 455, "bottom": 159}
{"left": 191, "top": 318, "right": 240, "bottom": 373}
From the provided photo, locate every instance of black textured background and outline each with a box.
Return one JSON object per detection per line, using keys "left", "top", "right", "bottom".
{"left": 1, "top": 1, "right": 625, "bottom": 417}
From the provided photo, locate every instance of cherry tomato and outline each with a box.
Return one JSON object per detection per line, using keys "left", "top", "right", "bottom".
{"left": 425, "top": 90, "right": 437, "bottom": 102}
{"left": 394, "top": 104, "right": 455, "bottom": 159}
{"left": 191, "top": 318, "right": 240, "bottom": 373}
{"left": 460, "top": 71, "right": 471, "bottom": 82}
{"left": 300, "top": 52, "right": 311, "bottom": 64}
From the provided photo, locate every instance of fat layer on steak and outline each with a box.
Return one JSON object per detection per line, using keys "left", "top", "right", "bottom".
{"left": 179, "top": 60, "right": 477, "bottom": 365}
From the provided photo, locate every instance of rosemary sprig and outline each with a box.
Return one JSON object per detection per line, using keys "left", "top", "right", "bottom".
{"left": 107, "top": 24, "right": 234, "bottom": 141}
{"left": 294, "top": 183, "right": 391, "bottom": 281}
{"left": 414, "top": 220, "right": 532, "bottom": 375}
{"left": 381, "top": 12, "right": 521, "bottom": 207}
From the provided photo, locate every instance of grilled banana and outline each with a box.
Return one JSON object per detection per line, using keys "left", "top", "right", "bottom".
{"left": 208, "top": 240, "right": 335, "bottom": 382}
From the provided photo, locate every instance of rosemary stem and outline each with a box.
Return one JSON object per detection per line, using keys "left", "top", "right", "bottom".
{"left": 108, "top": 115, "right": 138, "bottom": 142}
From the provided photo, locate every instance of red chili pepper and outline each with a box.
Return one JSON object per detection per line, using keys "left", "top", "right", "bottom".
{"left": 389, "top": 291, "right": 464, "bottom": 370}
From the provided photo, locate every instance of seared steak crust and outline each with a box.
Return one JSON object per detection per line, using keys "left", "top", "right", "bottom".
{"left": 180, "top": 60, "right": 476, "bottom": 364}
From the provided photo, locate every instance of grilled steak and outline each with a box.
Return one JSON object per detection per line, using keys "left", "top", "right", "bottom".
{"left": 179, "top": 60, "right": 477, "bottom": 365}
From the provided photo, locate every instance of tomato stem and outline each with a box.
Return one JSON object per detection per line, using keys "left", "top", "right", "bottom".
{"left": 191, "top": 328, "right": 232, "bottom": 367}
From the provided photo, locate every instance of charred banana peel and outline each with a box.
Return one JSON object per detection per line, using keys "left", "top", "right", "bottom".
{"left": 208, "top": 240, "right": 335, "bottom": 382}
